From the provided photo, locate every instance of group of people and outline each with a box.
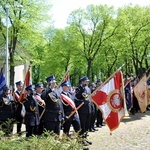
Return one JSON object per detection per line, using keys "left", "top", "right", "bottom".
{"left": 0, "top": 75, "right": 105, "bottom": 146}
{"left": 1, "top": 73, "right": 149, "bottom": 146}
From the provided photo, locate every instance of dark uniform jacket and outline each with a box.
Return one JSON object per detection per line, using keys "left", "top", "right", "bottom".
{"left": 35, "top": 93, "right": 45, "bottom": 120}
{"left": 23, "top": 94, "right": 40, "bottom": 126}
{"left": 14, "top": 91, "right": 23, "bottom": 118}
{"left": 0, "top": 93, "right": 15, "bottom": 121}
{"left": 43, "top": 88, "right": 64, "bottom": 122}
{"left": 75, "top": 85, "right": 91, "bottom": 114}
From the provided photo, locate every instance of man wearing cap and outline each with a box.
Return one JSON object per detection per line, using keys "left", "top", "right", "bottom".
{"left": 75, "top": 76, "right": 92, "bottom": 146}
{"left": 60, "top": 81, "right": 81, "bottom": 137}
{"left": 23, "top": 85, "right": 40, "bottom": 137}
{"left": 88, "top": 83, "right": 98, "bottom": 132}
{"left": 34, "top": 83, "right": 45, "bottom": 135}
{"left": 13, "top": 81, "right": 24, "bottom": 134}
{"left": 42, "top": 75, "right": 64, "bottom": 135}
{"left": 0, "top": 85, "right": 16, "bottom": 135}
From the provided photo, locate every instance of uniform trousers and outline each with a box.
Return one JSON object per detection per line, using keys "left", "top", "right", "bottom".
{"left": 78, "top": 113, "right": 91, "bottom": 137}
{"left": 26, "top": 125, "right": 38, "bottom": 137}
{"left": 44, "top": 121, "right": 61, "bottom": 135}
{"left": 63, "top": 115, "right": 81, "bottom": 135}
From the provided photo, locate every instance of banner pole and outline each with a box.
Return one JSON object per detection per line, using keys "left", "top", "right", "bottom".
{"left": 61, "top": 102, "right": 84, "bottom": 125}
{"left": 90, "top": 64, "right": 125, "bottom": 97}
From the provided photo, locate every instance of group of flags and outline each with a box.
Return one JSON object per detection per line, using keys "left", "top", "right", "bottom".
{"left": 0, "top": 65, "right": 150, "bottom": 133}
{"left": 90, "top": 70, "right": 150, "bottom": 132}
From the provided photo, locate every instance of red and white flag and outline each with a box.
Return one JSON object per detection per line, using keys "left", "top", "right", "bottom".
{"left": 19, "top": 69, "right": 30, "bottom": 103}
{"left": 19, "top": 69, "right": 31, "bottom": 118}
{"left": 60, "top": 93, "right": 76, "bottom": 110}
{"left": 91, "top": 71, "right": 125, "bottom": 131}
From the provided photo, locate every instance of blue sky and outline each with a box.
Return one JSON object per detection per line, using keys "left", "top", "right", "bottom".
{"left": 49, "top": 0, "right": 150, "bottom": 28}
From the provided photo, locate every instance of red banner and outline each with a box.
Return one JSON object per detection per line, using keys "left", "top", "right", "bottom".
{"left": 91, "top": 71, "right": 125, "bottom": 131}
{"left": 19, "top": 70, "right": 30, "bottom": 103}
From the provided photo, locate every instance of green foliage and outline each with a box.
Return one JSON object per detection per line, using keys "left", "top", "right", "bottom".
{"left": 0, "top": 132, "right": 83, "bottom": 150}
{"left": 1, "top": 1, "right": 150, "bottom": 85}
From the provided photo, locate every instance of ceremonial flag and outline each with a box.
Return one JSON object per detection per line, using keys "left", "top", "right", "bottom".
{"left": 64, "top": 73, "right": 73, "bottom": 92}
{"left": 59, "top": 73, "right": 73, "bottom": 93}
{"left": 20, "top": 68, "right": 31, "bottom": 117}
{"left": 19, "top": 68, "right": 31, "bottom": 103}
{"left": 0, "top": 69, "right": 6, "bottom": 94}
{"left": 124, "top": 80, "right": 132, "bottom": 110}
{"left": 133, "top": 74, "right": 147, "bottom": 112}
{"left": 91, "top": 71, "right": 125, "bottom": 131}
{"left": 60, "top": 93, "right": 76, "bottom": 110}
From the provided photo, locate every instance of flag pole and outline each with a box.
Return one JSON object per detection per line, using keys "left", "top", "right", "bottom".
{"left": 133, "top": 66, "right": 150, "bottom": 90}
{"left": 90, "top": 64, "right": 125, "bottom": 97}
{"left": 124, "top": 78, "right": 132, "bottom": 87}
{"left": 61, "top": 102, "right": 84, "bottom": 125}
{"left": 57, "top": 65, "right": 71, "bottom": 88}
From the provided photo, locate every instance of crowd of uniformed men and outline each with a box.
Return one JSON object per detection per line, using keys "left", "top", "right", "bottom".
{"left": 0, "top": 74, "right": 149, "bottom": 146}
{"left": 0, "top": 75, "right": 105, "bottom": 146}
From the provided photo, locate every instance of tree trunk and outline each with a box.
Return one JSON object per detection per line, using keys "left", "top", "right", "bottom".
{"left": 87, "top": 58, "right": 93, "bottom": 79}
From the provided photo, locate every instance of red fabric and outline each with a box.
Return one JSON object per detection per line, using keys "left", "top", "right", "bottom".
{"left": 60, "top": 93, "right": 76, "bottom": 110}
{"left": 19, "top": 70, "right": 30, "bottom": 103}
{"left": 91, "top": 71, "right": 125, "bottom": 131}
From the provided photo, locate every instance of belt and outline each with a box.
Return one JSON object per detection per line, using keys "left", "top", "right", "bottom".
{"left": 46, "top": 110, "right": 62, "bottom": 114}
{"left": 26, "top": 112, "right": 38, "bottom": 115}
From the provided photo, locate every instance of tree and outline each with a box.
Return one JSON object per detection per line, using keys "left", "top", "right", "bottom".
{"left": 0, "top": 0, "right": 51, "bottom": 86}
{"left": 117, "top": 5, "right": 150, "bottom": 76}
{"left": 67, "top": 4, "right": 120, "bottom": 78}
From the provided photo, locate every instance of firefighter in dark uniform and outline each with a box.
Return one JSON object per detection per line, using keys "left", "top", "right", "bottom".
{"left": 75, "top": 76, "right": 92, "bottom": 146}
{"left": 23, "top": 85, "right": 40, "bottom": 137}
{"left": 0, "top": 85, "right": 16, "bottom": 136}
{"left": 61, "top": 81, "right": 81, "bottom": 136}
{"left": 13, "top": 81, "right": 24, "bottom": 135}
{"left": 42, "top": 75, "right": 64, "bottom": 135}
{"left": 88, "top": 83, "right": 98, "bottom": 132}
{"left": 35, "top": 83, "right": 45, "bottom": 135}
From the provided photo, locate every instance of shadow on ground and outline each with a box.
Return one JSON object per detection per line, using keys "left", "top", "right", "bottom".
{"left": 122, "top": 110, "right": 150, "bottom": 123}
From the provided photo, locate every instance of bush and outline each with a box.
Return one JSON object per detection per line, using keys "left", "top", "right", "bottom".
{"left": 0, "top": 131, "right": 83, "bottom": 150}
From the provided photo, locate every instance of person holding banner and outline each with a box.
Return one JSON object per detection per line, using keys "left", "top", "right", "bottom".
{"left": 34, "top": 83, "right": 45, "bottom": 135}
{"left": 13, "top": 81, "right": 24, "bottom": 135}
{"left": 60, "top": 81, "right": 81, "bottom": 137}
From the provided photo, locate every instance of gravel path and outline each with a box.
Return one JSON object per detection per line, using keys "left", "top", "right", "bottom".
{"left": 88, "top": 110, "right": 150, "bottom": 150}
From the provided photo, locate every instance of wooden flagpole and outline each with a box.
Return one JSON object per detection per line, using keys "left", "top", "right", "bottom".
{"left": 90, "top": 64, "right": 125, "bottom": 97}
{"left": 61, "top": 102, "right": 84, "bottom": 125}
{"left": 133, "top": 66, "right": 150, "bottom": 90}
{"left": 57, "top": 65, "right": 71, "bottom": 89}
